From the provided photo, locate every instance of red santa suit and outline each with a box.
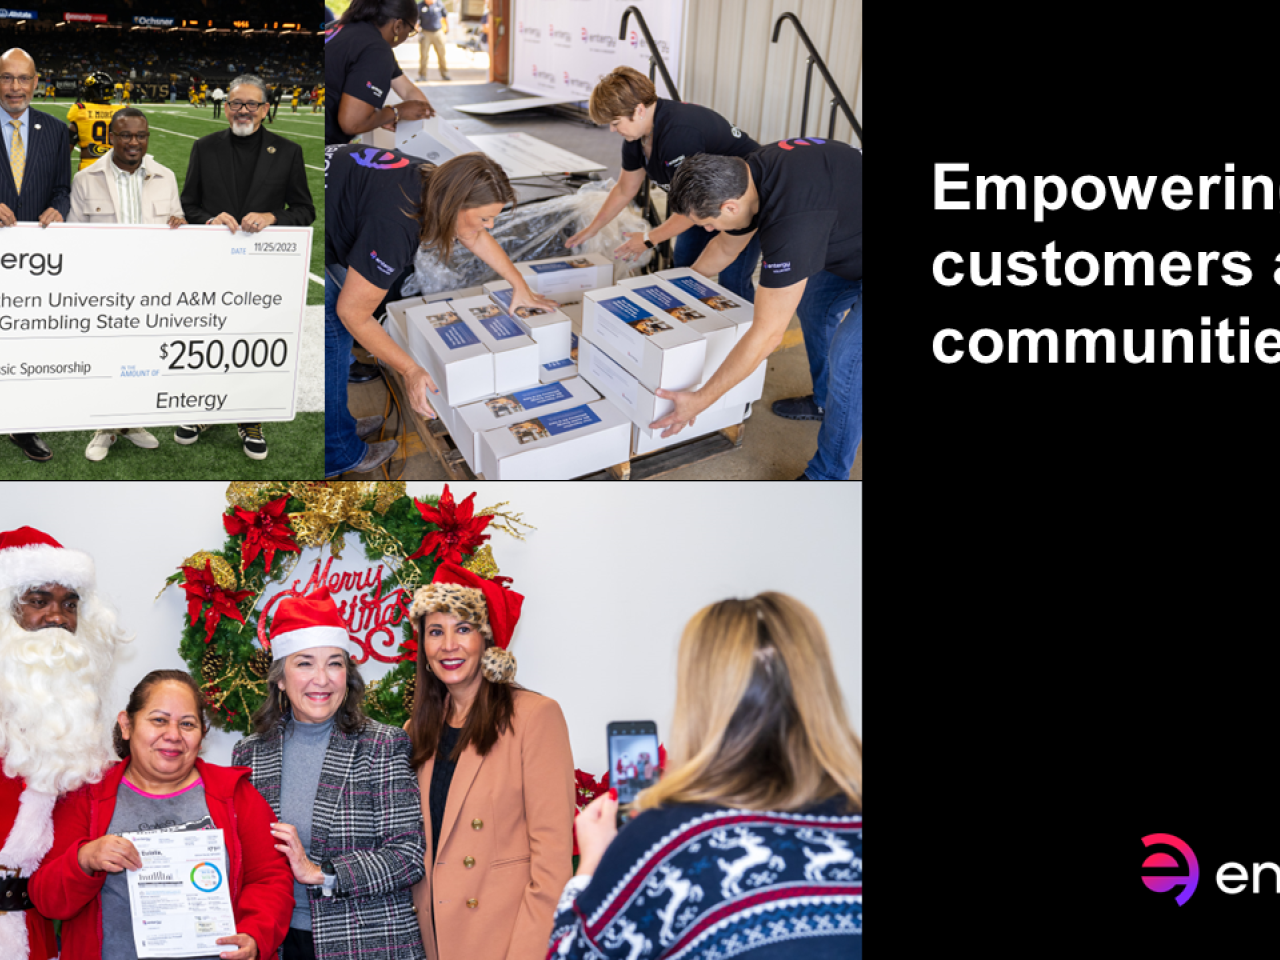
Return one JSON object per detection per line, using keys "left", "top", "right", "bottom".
{"left": 0, "top": 769, "right": 58, "bottom": 960}
{"left": 0, "top": 525, "right": 119, "bottom": 960}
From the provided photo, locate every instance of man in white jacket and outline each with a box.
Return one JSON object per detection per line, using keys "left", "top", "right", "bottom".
{"left": 69, "top": 107, "right": 185, "bottom": 462}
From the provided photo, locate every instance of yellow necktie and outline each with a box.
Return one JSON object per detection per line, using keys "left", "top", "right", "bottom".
{"left": 9, "top": 119, "right": 24, "bottom": 194}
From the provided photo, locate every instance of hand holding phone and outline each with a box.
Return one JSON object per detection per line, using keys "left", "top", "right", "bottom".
{"left": 607, "top": 720, "right": 659, "bottom": 829}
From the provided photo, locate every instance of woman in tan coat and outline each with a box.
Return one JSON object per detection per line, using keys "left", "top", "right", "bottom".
{"left": 406, "top": 562, "right": 575, "bottom": 960}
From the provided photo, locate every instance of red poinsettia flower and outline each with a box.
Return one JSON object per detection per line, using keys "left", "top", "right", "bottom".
{"left": 223, "top": 495, "right": 301, "bottom": 572}
{"left": 181, "top": 559, "right": 254, "bottom": 644}
{"left": 406, "top": 484, "right": 493, "bottom": 566}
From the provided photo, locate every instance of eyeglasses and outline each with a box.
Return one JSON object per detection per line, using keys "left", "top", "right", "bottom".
{"left": 227, "top": 100, "right": 264, "bottom": 112}
{"left": 113, "top": 131, "right": 149, "bottom": 142}
{"left": 0, "top": 74, "right": 35, "bottom": 87}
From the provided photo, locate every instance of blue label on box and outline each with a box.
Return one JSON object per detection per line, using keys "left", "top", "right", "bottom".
{"left": 543, "top": 357, "right": 574, "bottom": 371}
{"left": 540, "top": 404, "right": 602, "bottom": 436}
{"left": 632, "top": 284, "right": 684, "bottom": 311}
{"left": 528, "top": 261, "right": 575, "bottom": 274}
{"left": 669, "top": 276, "right": 723, "bottom": 301}
{"left": 436, "top": 320, "right": 480, "bottom": 350}
{"left": 511, "top": 382, "right": 572, "bottom": 409}
{"left": 476, "top": 312, "right": 524, "bottom": 340}
{"left": 599, "top": 296, "right": 653, "bottom": 327}
{"left": 490, "top": 288, "right": 515, "bottom": 309}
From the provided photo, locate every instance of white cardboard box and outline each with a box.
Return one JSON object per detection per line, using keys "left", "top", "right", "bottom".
{"left": 404, "top": 300, "right": 494, "bottom": 407}
{"left": 452, "top": 376, "right": 600, "bottom": 473}
{"left": 631, "top": 396, "right": 746, "bottom": 456}
{"left": 478, "top": 398, "right": 630, "bottom": 479}
{"left": 447, "top": 295, "right": 541, "bottom": 395}
{"left": 582, "top": 286, "right": 706, "bottom": 392}
{"left": 516, "top": 254, "right": 614, "bottom": 298}
{"left": 483, "top": 281, "right": 573, "bottom": 366}
{"left": 619, "top": 276, "right": 736, "bottom": 404}
{"left": 623, "top": 276, "right": 767, "bottom": 408}
{"left": 578, "top": 336, "right": 675, "bottom": 433}
{"left": 654, "top": 268, "right": 756, "bottom": 334}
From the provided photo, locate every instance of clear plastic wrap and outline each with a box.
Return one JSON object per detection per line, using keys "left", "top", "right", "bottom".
{"left": 401, "top": 178, "right": 655, "bottom": 297}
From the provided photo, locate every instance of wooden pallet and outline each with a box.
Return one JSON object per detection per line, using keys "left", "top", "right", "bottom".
{"left": 383, "top": 366, "right": 477, "bottom": 480}
{"left": 383, "top": 365, "right": 745, "bottom": 480}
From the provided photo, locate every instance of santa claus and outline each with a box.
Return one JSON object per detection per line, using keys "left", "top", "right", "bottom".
{"left": 0, "top": 526, "right": 129, "bottom": 959}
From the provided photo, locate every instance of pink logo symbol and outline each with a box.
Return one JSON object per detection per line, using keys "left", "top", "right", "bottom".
{"left": 630, "top": 30, "right": 638, "bottom": 47}
{"left": 1141, "top": 834, "right": 1200, "bottom": 906}
{"left": 581, "top": 27, "right": 587, "bottom": 42}
{"left": 563, "top": 72, "right": 569, "bottom": 85}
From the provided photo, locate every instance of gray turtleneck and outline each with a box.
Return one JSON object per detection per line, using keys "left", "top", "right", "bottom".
{"left": 280, "top": 714, "right": 336, "bottom": 931}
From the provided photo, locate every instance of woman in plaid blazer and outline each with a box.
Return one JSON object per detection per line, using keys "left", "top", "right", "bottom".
{"left": 233, "top": 587, "right": 427, "bottom": 960}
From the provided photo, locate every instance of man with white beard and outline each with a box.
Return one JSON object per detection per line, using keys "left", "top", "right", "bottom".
{"left": 0, "top": 526, "right": 129, "bottom": 960}
{"left": 176, "top": 74, "right": 316, "bottom": 462}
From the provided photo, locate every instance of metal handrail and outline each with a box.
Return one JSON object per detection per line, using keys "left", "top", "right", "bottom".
{"left": 619, "top": 6, "right": 681, "bottom": 102}
{"left": 617, "top": 5, "right": 680, "bottom": 269}
{"left": 771, "top": 13, "right": 863, "bottom": 145}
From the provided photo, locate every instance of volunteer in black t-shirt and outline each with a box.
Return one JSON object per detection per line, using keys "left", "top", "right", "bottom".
{"left": 659, "top": 141, "right": 864, "bottom": 481}
{"left": 566, "top": 67, "right": 763, "bottom": 302}
{"left": 324, "top": 145, "right": 559, "bottom": 478}
{"left": 325, "top": 0, "right": 435, "bottom": 146}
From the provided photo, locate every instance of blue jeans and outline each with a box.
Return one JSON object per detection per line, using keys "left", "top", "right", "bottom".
{"left": 796, "top": 273, "right": 862, "bottom": 480}
{"left": 325, "top": 264, "right": 368, "bottom": 477}
{"left": 673, "top": 228, "right": 762, "bottom": 304}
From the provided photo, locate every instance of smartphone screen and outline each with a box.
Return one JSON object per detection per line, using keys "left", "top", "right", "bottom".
{"left": 608, "top": 721, "right": 660, "bottom": 807}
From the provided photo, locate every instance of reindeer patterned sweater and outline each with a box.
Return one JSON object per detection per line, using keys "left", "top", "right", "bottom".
{"left": 547, "top": 799, "right": 861, "bottom": 960}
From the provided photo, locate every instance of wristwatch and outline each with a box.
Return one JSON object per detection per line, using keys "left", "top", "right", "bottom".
{"left": 320, "top": 860, "right": 337, "bottom": 898}
{"left": 642, "top": 229, "right": 654, "bottom": 250}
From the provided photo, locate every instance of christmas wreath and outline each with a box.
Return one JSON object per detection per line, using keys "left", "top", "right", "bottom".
{"left": 161, "top": 481, "right": 532, "bottom": 735}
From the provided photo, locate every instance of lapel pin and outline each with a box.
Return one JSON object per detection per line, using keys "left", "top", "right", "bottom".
{"left": 267, "top": 146, "right": 276, "bottom": 154}
{"left": 33, "top": 124, "right": 40, "bottom": 130}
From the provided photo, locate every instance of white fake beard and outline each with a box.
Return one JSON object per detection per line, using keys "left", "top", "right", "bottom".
{"left": 0, "top": 599, "right": 126, "bottom": 794}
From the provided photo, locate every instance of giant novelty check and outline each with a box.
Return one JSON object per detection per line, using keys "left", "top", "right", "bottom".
{"left": 0, "top": 223, "right": 312, "bottom": 432}
{"left": 121, "top": 828, "right": 237, "bottom": 958}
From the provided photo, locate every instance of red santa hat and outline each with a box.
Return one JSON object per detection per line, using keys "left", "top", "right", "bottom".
{"left": 269, "top": 586, "right": 361, "bottom": 661}
{"left": 0, "top": 526, "right": 95, "bottom": 594}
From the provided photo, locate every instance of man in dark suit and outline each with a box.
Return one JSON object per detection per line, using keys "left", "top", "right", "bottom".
{"left": 178, "top": 74, "right": 315, "bottom": 461}
{"left": 0, "top": 47, "right": 70, "bottom": 464}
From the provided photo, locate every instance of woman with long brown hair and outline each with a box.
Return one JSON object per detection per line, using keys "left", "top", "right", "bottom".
{"left": 404, "top": 562, "right": 575, "bottom": 960}
{"left": 324, "top": 145, "right": 558, "bottom": 477}
{"left": 551, "top": 592, "right": 863, "bottom": 960}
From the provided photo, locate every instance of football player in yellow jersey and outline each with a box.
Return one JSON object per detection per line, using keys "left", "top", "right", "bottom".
{"left": 67, "top": 73, "right": 126, "bottom": 171}
{"left": 313, "top": 84, "right": 324, "bottom": 113}
{"left": 199, "top": 81, "right": 208, "bottom": 106}
{"left": 291, "top": 85, "right": 301, "bottom": 112}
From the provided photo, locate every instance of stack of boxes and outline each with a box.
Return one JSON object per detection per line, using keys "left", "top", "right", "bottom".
{"left": 381, "top": 255, "right": 765, "bottom": 476}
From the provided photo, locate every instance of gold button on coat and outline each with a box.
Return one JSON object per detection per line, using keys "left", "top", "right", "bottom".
{"left": 466, "top": 898, "right": 478, "bottom": 909}
{"left": 463, "top": 856, "right": 475, "bottom": 868}
{"left": 471, "top": 818, "right": 483, "bottom": 830}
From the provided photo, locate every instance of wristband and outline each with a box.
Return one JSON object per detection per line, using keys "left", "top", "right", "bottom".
{"left": 643, "top": 229, "right": 654, "bottom": 250}
{"left": 391, "top": 104, "right": 400, "bottom": 124}
{"left": 321, "top": 860, "right": 337, "bottom": 898}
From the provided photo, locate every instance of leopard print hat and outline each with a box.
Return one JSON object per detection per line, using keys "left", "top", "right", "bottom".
{"left": 409, "top": 581, "right": 517, "bottom": 684}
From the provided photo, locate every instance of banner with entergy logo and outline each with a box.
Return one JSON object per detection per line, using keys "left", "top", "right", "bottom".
{"left": 510, "top": 0, "right": 684, "bottom": 102}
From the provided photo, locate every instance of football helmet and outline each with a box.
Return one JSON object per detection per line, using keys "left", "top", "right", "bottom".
{"left": 82, "top": 71, "right": 114, "bottom": 103}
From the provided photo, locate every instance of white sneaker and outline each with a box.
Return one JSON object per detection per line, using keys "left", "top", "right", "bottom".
{"left": 120, "top": 427, "right": 159, "bottom": 449}
{"left": 85, "top": 430, "right": 116, "bottom": 461}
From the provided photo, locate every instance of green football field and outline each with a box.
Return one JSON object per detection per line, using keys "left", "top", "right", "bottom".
{"left": 0, "top": 99, "right": 325, "bottom": 479}
{"left": 38, "top": 97, "right": 324, "bottom": 306}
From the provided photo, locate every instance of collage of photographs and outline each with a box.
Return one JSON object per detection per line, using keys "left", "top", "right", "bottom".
{"left": 0, "top": 0, "right": 861, "bottom": 480}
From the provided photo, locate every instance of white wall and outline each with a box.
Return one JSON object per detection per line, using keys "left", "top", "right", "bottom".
{"left": 679, "top": 0, "right": 862, "bottom": 146}
{"left": 2, "top": 482, "right": 861, "bottom": 778}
